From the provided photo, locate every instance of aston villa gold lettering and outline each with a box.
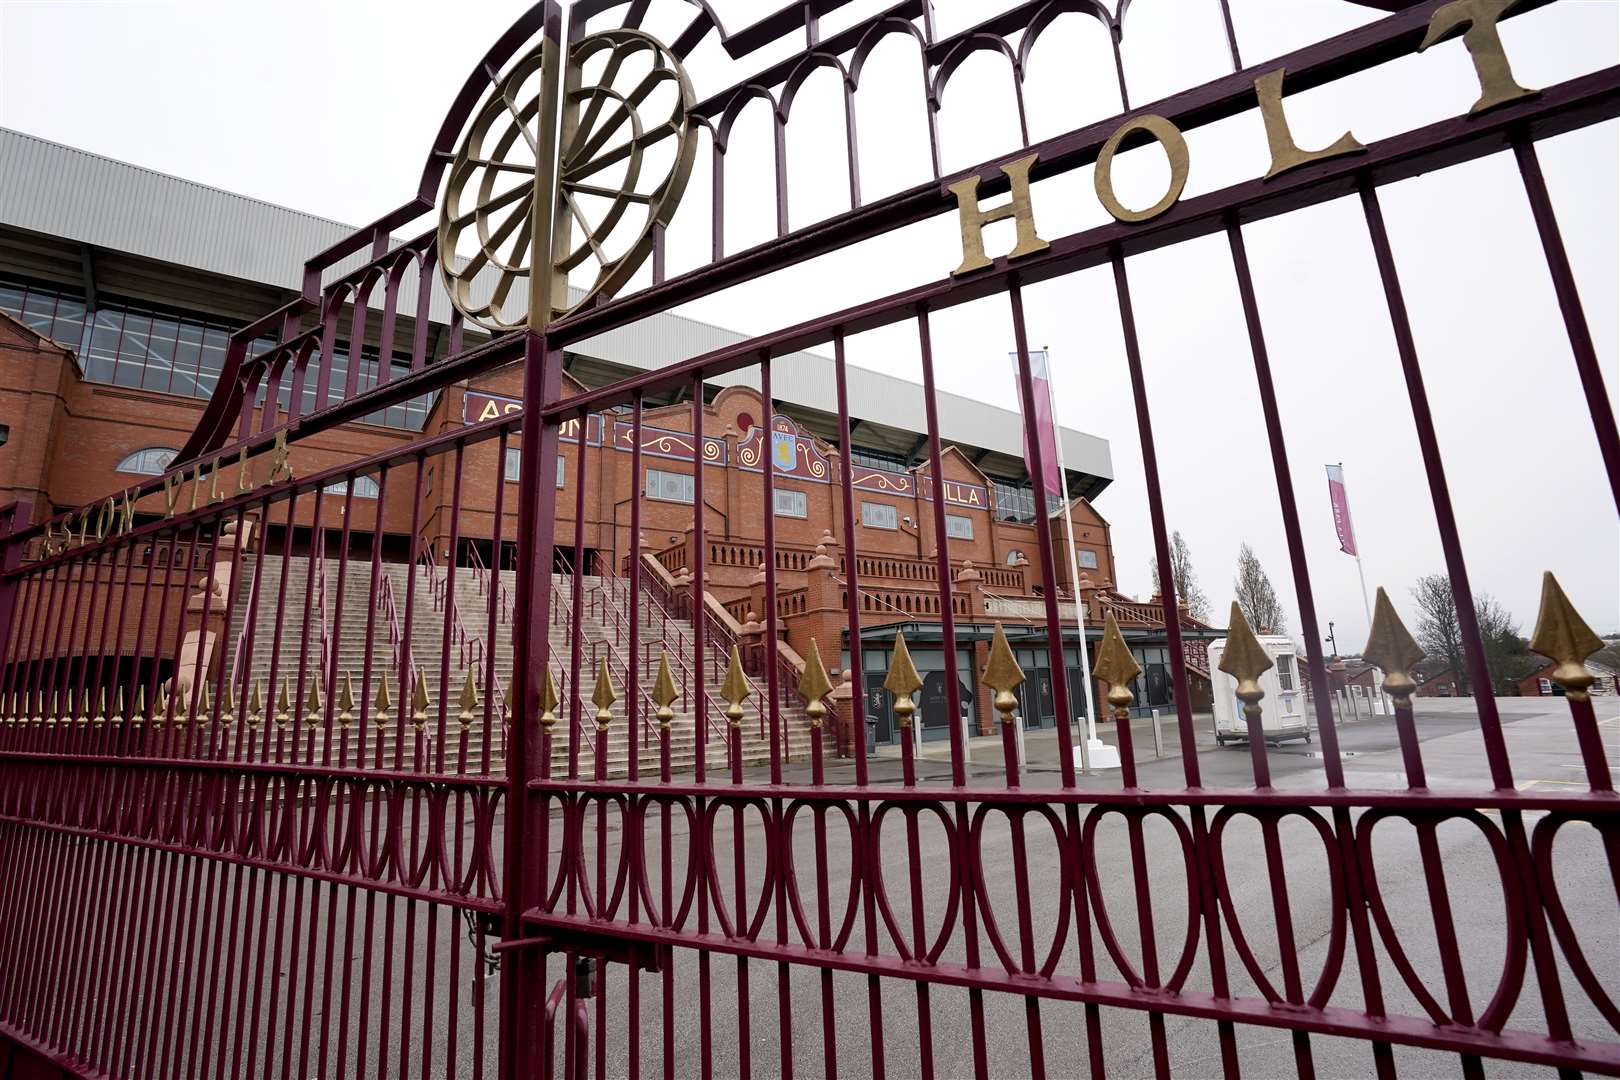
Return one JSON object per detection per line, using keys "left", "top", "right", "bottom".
{"left": 264, "top": 431, "right": 294, "bottom": 485}
{"left": 163, "top": 472, "right": 184, "bottom": 517}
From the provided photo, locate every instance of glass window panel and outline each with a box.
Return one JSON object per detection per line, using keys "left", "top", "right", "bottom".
{"left": 21, "top": 289, "right": 57, "bottom": 335}
{"left": 85, "top": 309, "right": 123, "bottom": 384}
{"left": 0, "top": 284, "right": 24, "bottom": 317}
{"left": 114, "top": 313, "right": 150, "bottom": 387}
{"left": 1078, "top": 549, "right": 1099, "bottom": 569}
{"left": 645, "top": 468, "right": 693, "bottom": 503}
{"left": 946, "top": 513, "right": 974, "bottom": 539}
{"left": 50, "top": 298, "right": 85, "bottom": 351}
{"left": 142, "top": 316, "right": 178, "bottom": 392}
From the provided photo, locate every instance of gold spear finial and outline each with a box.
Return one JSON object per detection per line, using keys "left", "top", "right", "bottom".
{"left": 883, "top": 630, "right": 924, "bottom": 730}
{"left": 720, "top": 645, "right": 751, "bottom": 728}
{"left": 247, "top": 680, "right": 264, "bottom": 728}
{"left": 131, "top": 686, "right": 146, "bottom": 727}
{"left": 74, "top": 686, "right": 91, "bottom": 726}
{"left": 797, "top": 638, "right": 835, "bottom": 728}
{"left": 1092, "top": 612, "right": 1142, "bottom": 720}
{"left": 1362, "top": 586, "right": 1426, "bottom": 708}
{"left": 220, "top": 682, "right": 235, "bottom": 726}
{"left": 591, "top": 658, "right": 618, "bottom": 731}
{"left": 539, "top": 664, "right": 560, "bottom": 733}
{"left": 93, "top": 687, "right": 107, "bottom": 726}
{"left": 1219, "top": 602, "right": 1273, "bottom": 725}
{"left": 336, "top": 672, "right": 355, "bottom": 726}
{"left": 982, "top": 622, "right": 1026, "bottom": 726}
{"left": 411, "top": 669, "right": 431, "bottom": 730}
{"left": 47, "top": 689, "right": 61, "bottom": 727}
{"left": 651, "top": 650, "right": 679, "bottom": 729}
{"left": 458, "top": 669, "right": 480, "bottom": 729}
{"left": 1529, "top": 572, "right": 1605, "bottom": 703}
{"left": 305, "top": 675, "right": 325, "bottom": 727}
{"left": 273, "top": 677, "right": 292, "bottom": 727}
{"left": 373, "top": 677, "right": 393, "bottom": 728}
{"left": 157, "top": 684, "right": 173, "bottom": 726}
{"left": 195, "top": 680, "right": 211, "bottom": 726}
{"left": 111, "top": 686, "right": 126, "bottom": 726}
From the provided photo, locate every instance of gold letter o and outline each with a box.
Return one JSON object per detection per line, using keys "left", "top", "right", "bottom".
{"left": 1094, "top": 114, "right": 1190, "bottom": 224}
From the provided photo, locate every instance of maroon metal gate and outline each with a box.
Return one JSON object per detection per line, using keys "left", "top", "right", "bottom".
{"left": 1, "top": 0, "right": 1617, "bottom": 1077}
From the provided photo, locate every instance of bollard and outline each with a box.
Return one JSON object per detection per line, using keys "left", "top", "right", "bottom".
{"left": 1151, "top": 707, "right": 1163, "bottom": 759}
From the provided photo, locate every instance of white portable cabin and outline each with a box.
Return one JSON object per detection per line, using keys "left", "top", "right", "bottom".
{"left": 1208, "top": 635, "right": 1311, "bottom": 745}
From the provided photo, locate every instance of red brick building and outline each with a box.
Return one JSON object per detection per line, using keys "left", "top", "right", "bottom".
{"left": 0, "top": 128, "right": 1216, "bottom": 748}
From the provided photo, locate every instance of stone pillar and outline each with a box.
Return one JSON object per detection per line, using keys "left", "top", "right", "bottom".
{"left": 175, "top": 516, "right": 254, "bottom": 709}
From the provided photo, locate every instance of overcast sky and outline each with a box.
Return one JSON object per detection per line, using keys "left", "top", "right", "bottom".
{"left": 2, "top": 0, "right": 1616, "bottom": 645}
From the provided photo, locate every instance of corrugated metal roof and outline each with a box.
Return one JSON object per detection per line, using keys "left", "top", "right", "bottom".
{"left": 0, "top": 126, "right": 1111, "bottom": 484}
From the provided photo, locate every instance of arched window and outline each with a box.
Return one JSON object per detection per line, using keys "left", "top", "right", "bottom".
{"left": 322, "top": 475, "right": 381, "bottom": 499}
{"left": 116, "top": 447, "right": 178, "bottom": 476}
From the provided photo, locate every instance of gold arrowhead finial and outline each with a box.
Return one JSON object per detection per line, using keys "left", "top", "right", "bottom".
{"left": 1363, "top": 586, "right": 1425, "bottom": 706}
{"left": 305, "top": 675, "right": 324, "bottom": 727}
{"left": 592, "top": 658, "right": 618, "bottom": 730}
{"left": 247, "top": 680, "right": 264, "bottom": 728}
{"left": 797, "top": 639, "right": 835, "bottom": 728}
{"left": 539, "top": 664, "right": 560, "bottom": 732}
{"left": 337, "top": 672, "right": 355, "bottom": 726}
{"left": 373, "top": 677, "right": 393, "bottom": 728}
{"left": 411, "top": 669, "right": 431, "bottom": 730}
{"left": 75, "top": 687, "right": 91, "bottom": 726}
{"left": 195, "top": 680, "right": 211, "bottom": 725}
{"left": 48, "top": 689, "right": 61, "bottom": 727}
{"left": 651, "top": 651, "right": 679, "bottom": 729}
{"left": 220, "top": 682, "right": 235, "bottom": 726}
{"left": 883, "top": 631, "right": 924, "bottom": 729}
{"left": 131, "top": 686, "right": 146, "bottom": 727}
{"left": 458, "top": 670, "right": 480, "bottom": 729}
{"left": 982, "top": 622, "right": 1026, "bottom": 726}
{"left": 112, "top": 686, "right": 126, "bottom": 726}
{"left": 1092, "top": 612, "right": 1142, "bottom": 718}
{"left": 274, "top": 677, "right": 292, "bottom": 727}
{"left": 94, "top": 687, "right": 108, "bottom": 726}
{"left": 720, "top": 645, "right": 751, "bottom": 727}
{"left": 1219, "top": 602, "right": 1273, "bottom": 723}
{"left": 1529, "top": 571, "right": 1605, "bottom": 702}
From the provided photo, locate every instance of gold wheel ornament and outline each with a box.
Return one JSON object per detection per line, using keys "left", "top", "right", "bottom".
{"left": 438, "top": 29, "right": 696, "bottom": 332}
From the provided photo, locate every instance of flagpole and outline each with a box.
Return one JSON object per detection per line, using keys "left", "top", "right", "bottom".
{"left": 1043, "top": 348, "right": 1101, "bottom": 767}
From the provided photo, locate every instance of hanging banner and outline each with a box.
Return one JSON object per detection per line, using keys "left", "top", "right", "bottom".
{"left": 1326, "top": 463, "right": 1358, "bottom": 556}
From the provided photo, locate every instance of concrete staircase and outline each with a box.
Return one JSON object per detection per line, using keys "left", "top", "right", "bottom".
{"left": 231, "top": 554, "right": 808, "bottom": 777}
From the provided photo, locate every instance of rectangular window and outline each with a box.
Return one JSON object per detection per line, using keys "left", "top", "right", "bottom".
{"left": 1078, "top": 549, "right": 1099, "bottom": 569}
{"left": 1276, "top": 654, "right": 1295, "bottom": 691}
{"left": 774, "top": 488, "right": 807, "bottom": 518}
{"left": 861, "top": 501, "right": 897, "bottom": 530}
{"left": 505, "top": 448, "right": 565, "bottom": 488}
{"left": 991, "top": 478, "right": 1036, "bottom": 523}
{"left": 646, "top": 468, "right": 694, "bottom": 504}
{"left": 848, "top": 446, "right": 910, "bottom": 472}
{"left": 945, "top": 513, "right": 974, "bottom": 539}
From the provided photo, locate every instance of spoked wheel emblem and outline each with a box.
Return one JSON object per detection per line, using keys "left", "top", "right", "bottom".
{"left": 438, "top": 28, "right": 695, "bottom": 332}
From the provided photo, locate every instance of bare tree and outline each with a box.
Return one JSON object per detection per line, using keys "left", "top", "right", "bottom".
{"left": 1233, "top": 543, "right": 1287, "bottom": 634}
{"left": 1412, "top": 574, "right": 1537, "bottom": 694}
{"left": 1149, "top": 530, "right": 1211, "bottom": 620}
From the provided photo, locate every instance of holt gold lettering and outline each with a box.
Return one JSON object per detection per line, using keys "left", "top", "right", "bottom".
{"left": 1095, "top": 115, "right": 1190, "bottom": 224}
{"left": 947, "top": 153, "right": 1049, "bottom": 276}
{"left": 1420, "top": 0, "right": 1536, "bottom": 115}
{"left": 1255, "top": 68, "right": 1365, "bottom": 179}
{"left": 209, "top": 456, "right": 226, "bottom": 503}
{"left": 237, "top": 445, "right": 255, "bottom": 493}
